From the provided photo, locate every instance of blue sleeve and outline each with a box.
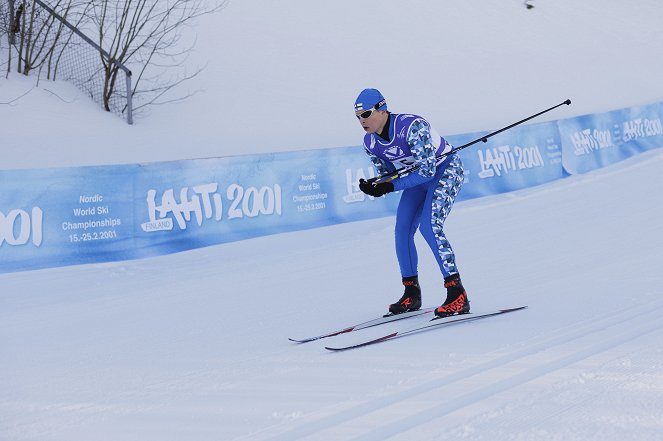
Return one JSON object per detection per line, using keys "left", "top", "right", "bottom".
{"left": 392, "top": 119, "right": 437, "bottom": 191}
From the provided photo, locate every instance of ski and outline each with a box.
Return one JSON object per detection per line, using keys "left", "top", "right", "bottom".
{"left": 288, "top": 307, "right": 436, "bottom": 343}
{"left": 325, "top": 306, "right": 527, "bottom": 351}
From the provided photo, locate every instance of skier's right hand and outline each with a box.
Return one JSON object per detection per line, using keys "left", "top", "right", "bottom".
{"left": 359, "top": 178, "right": 394, "bottom": 197}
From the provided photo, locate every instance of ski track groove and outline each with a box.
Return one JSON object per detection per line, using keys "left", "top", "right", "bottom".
{"left": 239, "top": 298, "right": 663, "bottom": 441}
{"left": 467, "top": 352, "right": 663, "bottom": 440}
{"left": 348, "top": 311, "right": 663, "bottom": 441}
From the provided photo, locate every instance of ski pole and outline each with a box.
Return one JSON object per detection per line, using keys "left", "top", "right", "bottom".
{"left": 373, "top": 99, "right": 571, "bottom": 183}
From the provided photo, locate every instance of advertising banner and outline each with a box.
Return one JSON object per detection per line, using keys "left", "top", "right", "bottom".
{"left": 2, "top": 101, "right": 662, "bottom": 273}
{"left": 0, "top": 147, "right": 402, "bottom": 273}
{"left": 129, "top": 148, "right": 402, "bottom": 259}
{"left": 448, "top": 120, "right": 566, "bottom": 200}
{"left": 558, "top": 102, "right": 663, "bottom": 174}
{"left": 0, "top": 165, "right": 137, "bottom": 273}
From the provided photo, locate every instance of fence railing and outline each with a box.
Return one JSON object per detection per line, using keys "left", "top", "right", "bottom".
{"left": 2, "top": 0, "right": 133, "bottom": 124}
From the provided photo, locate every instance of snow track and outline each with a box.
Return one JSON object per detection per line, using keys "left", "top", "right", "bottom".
{"left": 245, "top": 299, "right": 663, "bottom": 441}
{"left": 3, "top": 152, "right": 663, "bottom": 441}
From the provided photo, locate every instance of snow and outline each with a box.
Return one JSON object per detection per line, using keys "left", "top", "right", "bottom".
{"left": 2, "top": 1, "right": 663, "bottom": 440}
{"left": 3, "top": 0, "right": 663, "bottom": 169}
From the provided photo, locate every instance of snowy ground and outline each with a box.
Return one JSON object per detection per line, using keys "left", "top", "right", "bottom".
{"left": 2, "top": 0, "right": 663, "bottom": 440}
{"left": 2, "top": 0, "right": 663, "bottom": 169}
{"left": 2, "top": 149, "right": 662, "bottom": 441}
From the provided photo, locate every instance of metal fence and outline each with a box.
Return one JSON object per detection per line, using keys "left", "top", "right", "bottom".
{"left": 2, "top": 0, "right": 133, "bottom": 124}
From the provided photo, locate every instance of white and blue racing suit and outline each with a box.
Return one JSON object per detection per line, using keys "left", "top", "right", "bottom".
{"left": 362, "top": 113, "right": 464, "bottom": 279}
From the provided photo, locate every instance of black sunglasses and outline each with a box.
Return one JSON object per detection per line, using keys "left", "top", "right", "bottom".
{"left": 355, "top": 99, "right": 386, "bottom": 119}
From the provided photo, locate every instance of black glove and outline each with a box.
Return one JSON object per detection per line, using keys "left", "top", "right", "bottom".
{"left": 359, "top": 178, "right": 394, "bottom": 197}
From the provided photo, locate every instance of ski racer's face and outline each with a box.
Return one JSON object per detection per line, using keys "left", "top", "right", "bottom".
{"left": 356, "top": 109, "right": 388, "bottom": 134}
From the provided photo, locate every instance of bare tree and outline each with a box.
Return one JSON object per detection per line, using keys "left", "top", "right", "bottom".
{"left": 0, "top": 0, "right": 16, "bottom": 76}
{"left": 1, "top": 0, "right": 224, "bottom": 119}
{"left": 1, "top": 0, "right": 16, "bottom": 43}
{"left": 40, "top": 0, "right": 92, "bottom": 81}
{"left": 4, "top": 0, "right": 84, "bottom": 77}
{"left": 88, "top": 0, "right": 225, "bottom": 115}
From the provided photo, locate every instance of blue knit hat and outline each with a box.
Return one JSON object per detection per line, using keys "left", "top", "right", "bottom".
{"left": 354, "top": 88, "right": 387, "bottom": 112}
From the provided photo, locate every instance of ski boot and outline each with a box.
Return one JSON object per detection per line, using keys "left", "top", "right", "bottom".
{"left": 434, "top": 274, "right": 470, "bottom": 318}
{"left": 388, "top": 276, "right": 422, "bottom": 315}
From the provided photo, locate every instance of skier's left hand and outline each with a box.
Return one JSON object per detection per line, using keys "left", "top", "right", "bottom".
{"left": 359, "top": 178, "right": 394, "bottom": 197}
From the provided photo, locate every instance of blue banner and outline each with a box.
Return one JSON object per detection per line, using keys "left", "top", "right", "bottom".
{"left": 448, "top": 120, "right": 566, "bottom": 200}
{"left": 2, "top": 101, "right": 662, "bottom": 273}
{"left": 0, "top": 147, "right": 401, "bottom": 273}
{"left": 129, "top": 148, "right": 401, "bottom": 259}
{"left": 0, "top": 166, "right": 137, "bottom": 272}
{"left": 558, "top": 102, "right": 663, "bottom": 174}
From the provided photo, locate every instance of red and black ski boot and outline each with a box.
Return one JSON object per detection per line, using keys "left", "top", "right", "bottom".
{"left": 388, "top": 276, "right": 422, "bottom": 315}
{"left": 434, "top": 274, "right": 470, "bottom": 318}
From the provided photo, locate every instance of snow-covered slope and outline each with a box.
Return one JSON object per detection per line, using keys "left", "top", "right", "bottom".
{"left": 2, "top": 1, "right": 663, "bottom": 440}
{"left": 2, "top": 149, "right": 662, "bottom": 441}
{"left": 2, "top": 0, "right": 663, "bottom": 169}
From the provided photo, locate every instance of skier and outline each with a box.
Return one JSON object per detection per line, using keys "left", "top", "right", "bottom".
{"left": 354, "top": 88, "right": 469, "bottom": 318}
